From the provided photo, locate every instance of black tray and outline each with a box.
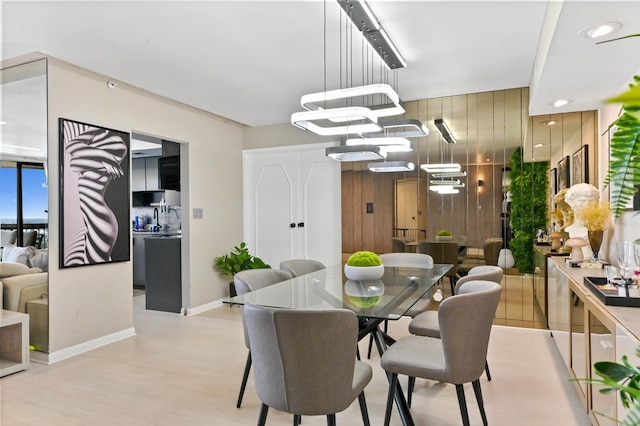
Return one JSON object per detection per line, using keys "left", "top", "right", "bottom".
{"left": 584, "top": 276, "right": 640, "bottom": 308}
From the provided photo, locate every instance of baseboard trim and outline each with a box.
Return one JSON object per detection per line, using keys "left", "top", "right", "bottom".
{"left": 40, "top": 327, "right": 137, "bottom": 365}
{"left": 185, "top": 299, "right": 224, "bottom": 316}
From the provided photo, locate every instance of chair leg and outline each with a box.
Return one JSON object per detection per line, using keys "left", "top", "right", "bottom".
{"left": 484, "top": 361, "right": 491, "bottom": 381}
{"left": 384, "top": 373, "right": 398, "bottom": 426}
{"left": 367, "top": 334, "right": 374, "bottom": 359}
{"left": 472, "top": 379, "right": 488, "bottom": 426}
{"left": 407, "top": 376, "right": 415, "bottom": 408}
{"left": 455, "top": 384, "right": 470, "bottom": 426}
{"left": 326, "top": 413, "right": 336, "bottom": 426}
{"left": 357, "top": 392, "right": 371, "bottom": 426}
{"left": 293, "top": 414, "right": 301, "bottom": 426}
{"left": 258, "top": 403, "right": 269, "bottom": 426}
{"left": 237, "top": 351, "right": 252, "bottom": 408}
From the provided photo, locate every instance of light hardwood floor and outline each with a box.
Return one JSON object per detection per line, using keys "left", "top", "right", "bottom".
{"left": 1, "top": 293, "right": 591, "bottom": 425}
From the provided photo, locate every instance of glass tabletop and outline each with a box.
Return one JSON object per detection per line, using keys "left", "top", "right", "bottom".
{"left": 222, "top": 263, "right": 452, "bottom": 320}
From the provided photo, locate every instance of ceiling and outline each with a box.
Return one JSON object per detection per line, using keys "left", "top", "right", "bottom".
{"left": 2, "top": 1, "right": 640, "bottom": 147}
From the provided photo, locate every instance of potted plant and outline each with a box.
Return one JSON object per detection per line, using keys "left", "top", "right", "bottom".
{"left": 599, "top": 34, "right": 640, "bottom": 219}
{"left": 435, "top": 230, "right": 453, "bottom": 241}
{"left": 213, "top": 242, "right": 270, "bottom": 296}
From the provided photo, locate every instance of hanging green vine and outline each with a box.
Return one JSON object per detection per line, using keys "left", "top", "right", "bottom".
{"left": 509, "top": 147, "right": 549, "bottom": 274}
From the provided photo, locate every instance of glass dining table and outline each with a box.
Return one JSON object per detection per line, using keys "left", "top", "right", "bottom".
{"left": 223, "top": 262, "right": 453, "bottom": 426}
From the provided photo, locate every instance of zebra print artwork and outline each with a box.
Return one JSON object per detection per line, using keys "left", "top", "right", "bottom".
{"left": 59, "top": 118, "right": 130, "bottom": 268}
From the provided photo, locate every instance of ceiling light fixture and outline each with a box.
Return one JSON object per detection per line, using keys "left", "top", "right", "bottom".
{"left": 337, "top": 0, "right": 406, "bottom": 69}
{"left": 301, "top": 83, "right": 404, "bottom": 120}
{"left": 367, "top": 161, "right": 415, "bottom": 172}
{"left": 434, "top": 118, "right": 456, "bottom": 144}
{"left": 291, "top": 107, "right": 381, "bottom": 136}
{"left": 430, "top": 179, "right": 461, "bottom": 185}
{"left": 580, "top": 21, "right": 622, "bottom": 39}
{"left": 346, "top": 137, "right": 412, "bottom": 152}
{"left": 420, "top": 163, "right": 462, "bottom": 173}
{"left": 326, "top": 145, "right": 386, "bottom": 162}
{"left": 363, "top": 118, "right": 429, "bottom": 138}
{"left": 553, "top": 99, "right": 569, "bottom": 108}
{"left": 432, "top": 171, "right": 467, "bottom": 178}
{"left": 535, "top": 143, "right": 545, "bottom": 148}
{"left": 430, "top": 185, "right": 460, "bottom": 194}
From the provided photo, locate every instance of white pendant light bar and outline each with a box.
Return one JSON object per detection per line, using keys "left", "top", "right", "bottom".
{"left": 420, "top": 163, "right": 462, "bottom": 173}
{"left": 325, "top": 145, "right": 386, "bottom": 162}
{"left": 363, "top": 118, "right": 429, "bottom": 138}
{"left": 291, "top": 107, "right": 382, "bottom": 136}
{"left": 432, "top": 171, "right": 467, "bottom": 178}
{"left": 430, "top": 186, "right": 460, "bottom": 194}
{"left": 301, "top": 84, "right": 404, "bottom": 120}
{"left": 430, "top": 179, "right": 461, "bottom": 185}
{"left": 367, "top": 161, "right": 415, "bottom": 172}
{"left": 346, "top": 137, "right": 412, "bottom": 152}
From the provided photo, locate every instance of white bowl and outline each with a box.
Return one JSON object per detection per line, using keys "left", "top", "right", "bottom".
{"left": 344, "top": 264, "right": 384, "bottom": 281}
{"left": 435, "top": 235, "right": 453, "bottom": 241}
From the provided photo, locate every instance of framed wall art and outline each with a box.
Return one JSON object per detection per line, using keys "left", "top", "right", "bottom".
{"left": 550, "top": 167, "right": 557, "bottom": 207}
{"left": 557, "top": 156, "right": 570, "bottom": 191}
{"left": 59, "top": 118, "right": 131, "bottom": 268}
{"left": 571, "top": 145, "right": 589, "bottom": 185}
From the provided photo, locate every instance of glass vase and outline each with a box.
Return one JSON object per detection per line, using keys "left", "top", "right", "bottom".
{"left": 587, "top": 230, "right": 604, "bottom": 263}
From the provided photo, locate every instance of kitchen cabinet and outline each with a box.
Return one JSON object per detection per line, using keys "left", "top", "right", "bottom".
{"left": 132, "top": 157, "right": 159, "bottom": 191}
{"left": 144, "top": 236, "right": 181, "bottom": 313}
{"left": 133, "top": 233, "right": 147, "bottom": 288}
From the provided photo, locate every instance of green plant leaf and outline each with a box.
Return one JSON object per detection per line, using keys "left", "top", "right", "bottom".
{"left": 595, "top": 361, "right": 637, "bottom": 381}
{"left": 608, "top": 84, "right": 640, "bottom": 106}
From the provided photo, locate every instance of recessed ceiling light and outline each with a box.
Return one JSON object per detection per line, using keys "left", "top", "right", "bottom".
{"left": 553, "top": 99, "right": 569, "bottom": 108}
{"left": 579, "top": 22, "right": 622, "bottom": 39}
{"left": 535, "top": 143, "right": 545, "bottom": 148}
{"left": 541, "top": 120, "right": 556, "bottom": 126}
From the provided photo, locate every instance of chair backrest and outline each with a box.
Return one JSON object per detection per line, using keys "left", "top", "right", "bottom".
{"left": 453, "top": 266, "right": 503, "bottom": 294}
{"left": 233, "top": 268, "right": 292, "bottom": 295}
{"left": 279, "top": 259, "right": 325, "bottom": 278}
{"left": 438, "top": 280, "right": 502, "bottom": 384}
{"left": 235, "top": 268, "right": 293, "bottom": 350}
{"left": 22, "top": 231, "right": 37, "bottom": 247}
{"left": 244, "top": 303, "right": 360, "bottom": 415}
{"left": 379, "top": 252, "right": 433, "bottom": 269}
{"left": 483, "top": 238, "right": 504, "bottom": 266}
{"left": 418, "top": 241, "right": 458, "bottom": 276}
{"left": 391, "top": 238, "right": 407, "bottom": 253}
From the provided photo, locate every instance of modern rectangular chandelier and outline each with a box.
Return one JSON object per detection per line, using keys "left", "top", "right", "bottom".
{"left": 420, "top": 163, "right": 462, "bottom": 173}
{"left": 300, "top": 84, "right": 404, "bottom": 119}
{"left": 325, "top": 145, "right": 387, "bottom": 161}
{"left": 346, "top": 136, "right": 412, "bottom": 152}
{"left": 367, "top": 161, "right": 415, "bottom": 172}
{"left": 434, "top": 118, "right": 457, "bottom": 144}
{"left": 291, "top": 107, "right": 382, "bottom": 136}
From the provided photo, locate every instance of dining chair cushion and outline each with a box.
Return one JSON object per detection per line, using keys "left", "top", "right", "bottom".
{"left": 279, "top": 259, "right": 325, "bottom": 278}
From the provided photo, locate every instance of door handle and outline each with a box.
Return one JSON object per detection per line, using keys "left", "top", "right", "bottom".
{"left": 297, "top": 222, "right": 305, "bottom": 228}
{"left": 290, "top": 223, "right": 296, "bottom": 228}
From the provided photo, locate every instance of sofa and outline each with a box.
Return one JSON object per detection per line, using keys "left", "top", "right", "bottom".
{"left": 1, "top": 243, "right": 48, "bottom": 312}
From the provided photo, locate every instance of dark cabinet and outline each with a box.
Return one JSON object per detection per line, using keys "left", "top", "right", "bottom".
{"left": 144, "top": 237, "right": 182, "bottom": 313}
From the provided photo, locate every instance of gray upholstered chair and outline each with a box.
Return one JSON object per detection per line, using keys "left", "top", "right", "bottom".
{"left": 407, "top": 265, "right": 503, "bottom": 384}
{"left": 364, "top": 253, "right": 435, "bottom": 358}
{"left": 391, "top": 238, "right": 407, "bottom": 253}
{"left": 380, "top": 280, "right": 502, "bottom": 426}
{"left": 483, "top": 238, "right": 504, "bottom": 266}
{"left": 234, "top": 268, "right": 293, "bottom": 408}
{"left": 418, "top": 241, "right": 459, "bottom": 295}
{"left": 279, "top": 259, "right": 325, "bottom": 277}
{"left": 244, "top": 303, "right": 373, "bottom": 426}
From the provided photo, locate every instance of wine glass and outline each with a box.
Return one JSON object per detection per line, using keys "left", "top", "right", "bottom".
{"left": 604, "top": 265, "right": 618, "bottom": 286}
{"left": 618, "top": 241, "right": 635, "bottom": 284}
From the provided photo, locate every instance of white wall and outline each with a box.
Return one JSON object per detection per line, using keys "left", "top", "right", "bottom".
{"left": 45, "top": 57, "right": 244, "bottom": 355}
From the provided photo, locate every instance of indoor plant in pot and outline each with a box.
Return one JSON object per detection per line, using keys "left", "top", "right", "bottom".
{"left": 213, "top": 242, "right": 270, "bottom": 296}
{"left": 435, "top": 230, "right": 453, "bottom": 241}
{"left": 344, "top": 251, "right": 384, "bottom": 281}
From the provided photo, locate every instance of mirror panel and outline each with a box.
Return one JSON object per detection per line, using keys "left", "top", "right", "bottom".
{"left": 1, "top": 59, "right": 49, "bottom": 352}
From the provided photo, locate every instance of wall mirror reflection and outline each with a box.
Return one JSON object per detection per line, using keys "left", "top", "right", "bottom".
{"left": 0, "top": 59, "right": 49, "bottom": 352}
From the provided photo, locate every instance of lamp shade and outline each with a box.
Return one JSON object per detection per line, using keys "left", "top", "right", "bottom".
{"left": 325, "top": 145, "right": 386, "bottom": 162}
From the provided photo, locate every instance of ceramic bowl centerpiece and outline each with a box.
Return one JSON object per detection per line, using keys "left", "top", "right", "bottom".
{"left": 344, "top": 251, "right": 384, "bottom": 281}
{"left": 344, "top": 279, "right": 385, "bottom": 308}
{"left": 435, "top": 229, "right": 453, "bottom": 241}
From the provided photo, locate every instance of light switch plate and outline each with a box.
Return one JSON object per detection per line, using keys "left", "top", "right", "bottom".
{"left": 193, "top": 208, "right": 204, "bottom": 219}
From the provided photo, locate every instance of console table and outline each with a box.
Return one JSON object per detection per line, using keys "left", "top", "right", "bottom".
{"left": 0, "top": 309, "right": 29, "bottom": 377}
